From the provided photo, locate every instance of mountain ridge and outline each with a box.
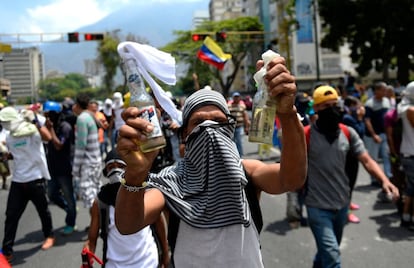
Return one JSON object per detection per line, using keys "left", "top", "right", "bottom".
{"left": 42, "top": 0, "right": 208, "bottom": 74}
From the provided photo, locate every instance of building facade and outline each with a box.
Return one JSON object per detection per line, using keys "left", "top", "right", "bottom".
{"left": 207, "top": 0, "right": 351, "bottom": 93}
{"left": 0, "top": 47, "right": 44, "bottom": 103}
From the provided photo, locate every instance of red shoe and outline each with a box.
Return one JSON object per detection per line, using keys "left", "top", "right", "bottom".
{"left": 348, "top": 213, "right": 360, "bottom": 224}
{"left": 350, "top": 202, "right": 360, "bottom": 210}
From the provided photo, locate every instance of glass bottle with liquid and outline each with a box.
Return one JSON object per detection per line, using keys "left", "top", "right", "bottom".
{"left": 123, "top": 57, "right": 166, "bottom": 152}
{"left": 248, "top": 50, "right": 280, "bottom": 145}
{"left": 248, "top": 68, "right": 277, "bottom": 144}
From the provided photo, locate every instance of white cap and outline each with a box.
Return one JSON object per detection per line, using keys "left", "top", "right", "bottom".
{"left": 113, "top": 92, "right": 122, "bottom": 99}
{"left": 105, "top": 98, "right": 113, "bottom": 105}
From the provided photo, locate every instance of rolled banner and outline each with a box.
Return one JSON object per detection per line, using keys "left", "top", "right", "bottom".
{"left": 117, "top": 41, "right": 181, "bottom": 124}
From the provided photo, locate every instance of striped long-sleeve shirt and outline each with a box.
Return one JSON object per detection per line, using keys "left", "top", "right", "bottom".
{"left": 72, "top": 111, "right": 101, "bottom": 177}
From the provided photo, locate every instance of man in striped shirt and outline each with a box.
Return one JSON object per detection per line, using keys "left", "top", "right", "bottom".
{"left": 72, "top": 93, "right": 102, "bottom": 214}
{"left": 115, "top": 56, "right": 307, "bottom": 267}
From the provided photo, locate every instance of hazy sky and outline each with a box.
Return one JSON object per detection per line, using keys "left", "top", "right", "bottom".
{"left": 0, "top": 0, "right": 205, "bottom": 34}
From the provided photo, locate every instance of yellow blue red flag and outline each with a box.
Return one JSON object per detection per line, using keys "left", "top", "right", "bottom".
{"left": 197, "top": 36, "right": 232, "bottom": 70}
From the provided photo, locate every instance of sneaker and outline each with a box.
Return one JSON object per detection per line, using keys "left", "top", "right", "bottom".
{"left": 348, "top": 213, "right": 360, "bottom": 224}
{"left": 349, "top": 202, "right": 360, "bottom": 210}
{"left": 41, "top": 237, "right": 55, "bottom": 250}
{"left": 61, "top": 226, "right": 76, "bottom": 236}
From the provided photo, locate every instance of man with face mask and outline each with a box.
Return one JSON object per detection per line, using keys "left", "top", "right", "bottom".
{"left": 0, "top": 106, "right": 55, "bottom": 264}
{"left": 115, "top": 56, "right": 308, "bottom": 267}
{"left": 304, "top": 85, "right": 400, "bottom": 268}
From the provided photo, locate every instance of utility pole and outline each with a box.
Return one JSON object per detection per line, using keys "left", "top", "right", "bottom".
{"left": 312, "top": 0, "right": 320, "bottom": 81}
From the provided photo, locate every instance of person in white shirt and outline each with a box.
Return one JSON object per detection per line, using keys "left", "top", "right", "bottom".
{"left": 0, "top": 107, "right": 55, "bottom": 264}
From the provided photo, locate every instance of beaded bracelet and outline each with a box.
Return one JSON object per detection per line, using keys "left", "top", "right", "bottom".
{"left": 120, "top": 177, "right": 148, "bottom": 192}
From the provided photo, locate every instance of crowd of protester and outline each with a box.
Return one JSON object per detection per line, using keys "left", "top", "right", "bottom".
{"left": 0, "top": 66, "right": 413, "bottom": 267}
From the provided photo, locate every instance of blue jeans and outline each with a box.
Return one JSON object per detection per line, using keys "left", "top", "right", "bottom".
{"left": 111, "top": 129, "right": 119, "bottom": 148}
{"left": 48, "top": 175, "right": 77, "bottom": 227}
{"left": 306, "top": 205, "right": 348, "bottom": 268}
{"left": 233, "top": 126, "right": 244, "bottom": 157}
{"left": 364, "top": 133, "right": 392, "bottom": 181}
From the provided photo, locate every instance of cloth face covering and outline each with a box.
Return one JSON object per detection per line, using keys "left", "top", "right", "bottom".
{"left": 107, "top": 168, "right": 124, "bottom": 184}
{"left": 148, "top": 118, "right": 251, "bottom": 229}
{"left": 316, "top": 106, "right": 342, "bottom": 143}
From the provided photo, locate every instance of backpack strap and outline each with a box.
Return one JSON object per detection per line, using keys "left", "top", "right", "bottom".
{"left": 304, "top": 125, "right": 311, "bottom": 150}
{"left": 98, "top": 199, "right": 109, "bottom": 266}
{"left": 339, "top": 123, "right": 350, "bottom": 142}
{"left": 304, "top": 124, "right": 350, "bottom": 148}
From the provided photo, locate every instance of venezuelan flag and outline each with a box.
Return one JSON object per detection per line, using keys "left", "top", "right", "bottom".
{"left": 197, "top": 36, "right": 232, "bottom": 70}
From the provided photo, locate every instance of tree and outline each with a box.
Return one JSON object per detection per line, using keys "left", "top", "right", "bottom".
{"left": 38, "top": 73, "right": 98, "bottom": 101}
{"left": 97, "top": 34, "right": 121, "bottom": 95}
{"left": 318, "top": 0, "right": 414, "bottom": 85}
{"left": 97, "top": 32, "right": 151, "bottom": 96}
{"left": 162, "top": 16, "right": 264, "bottom": 97}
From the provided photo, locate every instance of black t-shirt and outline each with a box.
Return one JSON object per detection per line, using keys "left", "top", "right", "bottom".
{"left": 47, "top": 121, "right": 74, "bottom": 176}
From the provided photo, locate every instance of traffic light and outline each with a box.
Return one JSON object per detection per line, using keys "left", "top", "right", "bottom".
{"left": 191, "top": 33, "right": 209, "bottom": 42}
{"left": 216, "top": 31, "right": 227, "bottom": 42}
{"left": 84, "top": 33, "right": 104, "bottom": 41}
{"left": 68, "top": 32, "right": 79, "bottom": 43}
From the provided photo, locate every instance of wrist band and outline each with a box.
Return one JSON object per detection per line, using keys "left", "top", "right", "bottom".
{"left": 120, "top": 176, "right": 148, "bottom": 192}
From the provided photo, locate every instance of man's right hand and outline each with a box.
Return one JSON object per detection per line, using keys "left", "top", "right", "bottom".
{"left": 118, "top": 107, "right": 159, "bottom": 180}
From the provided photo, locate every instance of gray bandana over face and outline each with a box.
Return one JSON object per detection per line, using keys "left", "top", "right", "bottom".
{"left": 148, "top": 90, "right": 250, "bottom": 229}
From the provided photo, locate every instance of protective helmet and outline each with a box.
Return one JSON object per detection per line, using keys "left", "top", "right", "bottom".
{"left": 43, "top": 101, "right": 62, "bottom": 113}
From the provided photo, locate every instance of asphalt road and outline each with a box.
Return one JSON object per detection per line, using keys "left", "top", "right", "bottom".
{"left": 0, "top": 135, "right": 413, "bottom": 268}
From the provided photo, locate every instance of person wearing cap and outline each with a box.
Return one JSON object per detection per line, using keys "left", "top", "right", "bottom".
{"left": 115, "top": 56, "right": 307, "bottom": 267}
{"left": 304, "top": 85, "right": 399, "bottom": 268}
{"left": 44, "top": 101, "right": 77, "bottom": 235}
{"left": 83, "top": 149, "right": 169, "bottom": 268}
{"left": 397, "top": 81, "right": 414, "bottom": 229}
{"left": 0, "top": 106, "right": 55, "bottom": 263}
{"left": 228, "top": 91, "right": 250, "bottom": 157}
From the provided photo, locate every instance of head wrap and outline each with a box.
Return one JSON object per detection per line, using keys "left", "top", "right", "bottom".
{"left": 182, "top": 89, "right": 230, "bottom": 128}
{"left": 397, "top": 81, "right": 414, "bottom": 115}
{"left": 0, "top": 107, "right": 37, "bottom": 137}
{"left": 148, "top": 90, "right": 250, "bottom": 229}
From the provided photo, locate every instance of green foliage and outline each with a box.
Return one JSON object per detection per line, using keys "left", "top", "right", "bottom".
{"left": 318, "top": 0, "right": 414, "bottom": 84}
{"left": 38, "top": 73, "right": 102, "bottom": 101}
{"left": 162, "top": 16, "right": 264, "bottom": 97}
{"left": 98, "top": 35, "right": 121, "bottom": 94}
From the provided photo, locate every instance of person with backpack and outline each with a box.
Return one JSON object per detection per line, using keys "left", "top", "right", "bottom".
{"left": 83, "top": 149, "right": 169, "bottom": 268}
{"left": 304, "top": 85, "right": 399, "bottom": 268}
{"left": 115, "top": 55, "right": 307, "bottom": 268}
